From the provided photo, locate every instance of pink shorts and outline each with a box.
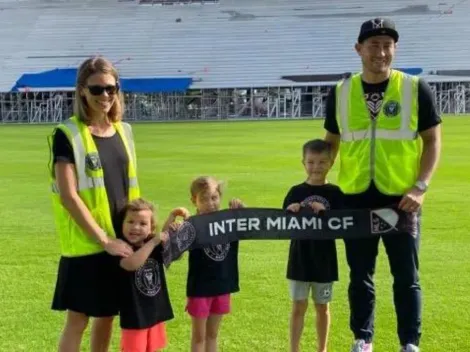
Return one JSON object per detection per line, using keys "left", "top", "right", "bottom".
{"left": 186, "top": 294, "right": 231, "bottom": 318}
{"left": 121, "top": 322, "right": 167, "bottom": 352}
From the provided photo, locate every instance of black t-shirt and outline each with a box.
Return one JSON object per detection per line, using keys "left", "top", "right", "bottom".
{"left": 186, "top": 241, "right": 240, "bottom": 297}
{"left": 284, "top": 183, "right": 343, "bottom": 282}
{"left": 323, "top": 76, "right": 442, "bottom": 208}
{"left": 119, "top": 245, "right": 174, "bottom": 329}
{"left": 52, "top": 128, "right": 129, "bottom": 236}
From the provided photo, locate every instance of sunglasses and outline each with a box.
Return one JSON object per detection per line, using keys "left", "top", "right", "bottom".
{"left": 87, "top": 84, "right": 119, "bottom": 96}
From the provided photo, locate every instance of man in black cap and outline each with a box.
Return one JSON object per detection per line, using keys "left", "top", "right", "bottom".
{"left": 323, "top": 18, "right": 442, "bottom": 352}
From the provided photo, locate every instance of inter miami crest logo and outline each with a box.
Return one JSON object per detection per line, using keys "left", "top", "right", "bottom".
{"left": 204, "top": 243, "right": 230, "bottom": 262}
{"left": 135, "top": 258, "right": 161, "bottom": 297}
{"left": 370, "top": 209, "right": 399, "bottom": 234}
{"left": 175, "top": 221, "right": 196, "bottom": 252}
{"left": 383, "top": 100, "right": 401, "bottom": 117}
{"left": 162, "top": 221, "right": 197, "bottom": 266}
{"left": 301, "top": 195, "right": 331, "bottom": 210}
{"left": 85, "top": 152, "right": 102, "bottom": 171}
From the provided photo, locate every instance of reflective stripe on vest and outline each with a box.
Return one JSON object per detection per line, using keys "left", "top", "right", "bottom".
{"left": 338, "top": 74, "right": 417, "bottom": 142}
{"left": 121, "top": 122, "right": 138, "bottom": 173}
{"left": 51, "top": 119, "right": 139, "bottom": 193}
{"left": 49, "top": 116, "right": 140, "bottom": 257}
{"left": 335, "top": 70, "right": 420, "bottom": 195}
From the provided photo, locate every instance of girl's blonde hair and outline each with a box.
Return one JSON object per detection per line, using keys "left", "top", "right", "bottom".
{"left": 74, "top": 56, "right": 125, "bottom": 123}
{"left": 190, "top": 176, "right": 224, "bottom": 198}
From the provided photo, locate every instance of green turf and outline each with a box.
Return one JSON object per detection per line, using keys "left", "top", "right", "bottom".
{"left": 0, "top": 117, "right": 469, "bottom": 351}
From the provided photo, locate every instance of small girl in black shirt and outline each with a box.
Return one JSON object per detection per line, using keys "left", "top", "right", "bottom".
{"left": 185, "top": 176, "right": 245, "bottom": 352}
{"left": 118, "top": 198, "right": 189, "bottom": 352}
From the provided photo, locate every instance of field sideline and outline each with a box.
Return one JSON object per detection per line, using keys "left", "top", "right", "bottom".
{"left": 0, "top": 117, "right": 469, "bottom": 351}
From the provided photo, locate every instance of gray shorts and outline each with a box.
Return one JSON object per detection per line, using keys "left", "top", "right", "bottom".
{"left": 288, "top": 280, "right": 334, "bottom": 304}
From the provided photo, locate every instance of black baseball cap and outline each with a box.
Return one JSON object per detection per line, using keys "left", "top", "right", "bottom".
{"left": 358, "top": 18, "right": 399, "bottom": 43}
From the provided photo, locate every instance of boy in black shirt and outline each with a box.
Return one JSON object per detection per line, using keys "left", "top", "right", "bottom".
{"left": 284, "top": 139, "right": 343, "bottom": 352}
{"left": 118, "top": 198, "right": 189, "bottom": 352}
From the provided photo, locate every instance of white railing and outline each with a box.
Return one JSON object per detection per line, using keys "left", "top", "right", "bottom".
{"left": 1, "top": 81, "right": 469, "bottom": 123}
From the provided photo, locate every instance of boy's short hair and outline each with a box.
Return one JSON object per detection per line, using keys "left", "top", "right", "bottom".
{"left": 302, "top": 139, "right": 332, "bottom": 158}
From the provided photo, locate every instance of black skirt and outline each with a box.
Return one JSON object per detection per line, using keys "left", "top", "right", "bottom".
{"left": 51, "top": 251, "right": 120, "bottom": 317}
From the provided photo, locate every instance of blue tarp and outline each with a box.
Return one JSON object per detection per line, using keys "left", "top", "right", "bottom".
{"left": 10, "top": 68, "right": 193, "bottom": 93}
{"left": 396, "top": 67, "right": 423, "bottom": 75}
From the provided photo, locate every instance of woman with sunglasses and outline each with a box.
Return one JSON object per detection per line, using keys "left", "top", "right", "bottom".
{"left": 49, "top": 56, "right": 140, "bottom": 352}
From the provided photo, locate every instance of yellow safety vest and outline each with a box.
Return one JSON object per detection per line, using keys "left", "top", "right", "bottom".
{"left": 48, "top": 115, "right": 140, "bottom": 257}
{"left": 335, "top": 70, "right": 421, "bottom": 196}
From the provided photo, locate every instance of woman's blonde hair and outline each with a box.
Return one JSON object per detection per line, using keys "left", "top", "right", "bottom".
{"left": 74, "top": 56, "right": 125, "bottom": 123}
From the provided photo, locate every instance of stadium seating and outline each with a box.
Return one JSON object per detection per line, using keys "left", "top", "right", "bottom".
{"left": 1, "top": 0, "right": 470, "bottom": 91}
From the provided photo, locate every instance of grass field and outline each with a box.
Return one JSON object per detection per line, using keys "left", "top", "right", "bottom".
{"left": 0, "top": 117, "right": 469, "bottom": 351}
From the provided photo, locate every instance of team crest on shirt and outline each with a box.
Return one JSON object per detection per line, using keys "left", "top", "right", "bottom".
{"left": 85, "top": 152, "right": 102, "bottom": 171}
{"left": 383, "top": 100, "right": 401, "bottom": 117}
{"left": 204, "top": 243, "right": 230, "bottom": 262}
{"left": 135, "top": 258, "right": 161, "bottom": 297}
{"left": 300, "top": 195, "right": 331, "bottom": 210}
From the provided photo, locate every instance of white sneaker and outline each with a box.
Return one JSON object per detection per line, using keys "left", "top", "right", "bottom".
{"left": 401, "top": 344, "right": 419, "bottom": 352}
{"left": 351, "top": 339, "right": 373, "bottom": 352}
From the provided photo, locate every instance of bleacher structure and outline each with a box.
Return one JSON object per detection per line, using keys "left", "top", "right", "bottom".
{"left": 1, "top": 0, "right": 470, "bottom": 123}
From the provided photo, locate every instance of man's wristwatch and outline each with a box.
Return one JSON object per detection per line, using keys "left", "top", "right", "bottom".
{"left": 414, "top": 180, "right": 428, "bottom": 193}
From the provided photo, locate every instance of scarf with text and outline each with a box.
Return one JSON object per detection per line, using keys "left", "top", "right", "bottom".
{"left": 162, "top": 207, "right": 418, "bottom": 267}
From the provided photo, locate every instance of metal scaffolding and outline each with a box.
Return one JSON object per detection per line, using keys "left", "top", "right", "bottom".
{"left": 1, "top": 82, "right": 470, "bottom": 123}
